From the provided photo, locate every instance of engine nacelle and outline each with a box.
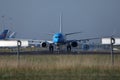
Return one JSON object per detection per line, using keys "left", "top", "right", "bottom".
{"left": 71, "top": 41, "right": 78, "bottom": 47}
{"left": 41, "top": 42, "right": 47, "bottom": 47}
{"left": 82, "top": 44, "right": 89, "bottom": 50}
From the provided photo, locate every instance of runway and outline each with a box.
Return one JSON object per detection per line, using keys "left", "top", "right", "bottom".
{"left": 0, "top": 50, "right": 120, "bottom": 55}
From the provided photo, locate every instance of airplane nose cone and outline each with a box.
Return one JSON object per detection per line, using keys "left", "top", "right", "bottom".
{"left": 54, "top": 38, "right": 61, "bottom": 43}
{"left": 56, "top": 39, "right": 60, "bottom": 42}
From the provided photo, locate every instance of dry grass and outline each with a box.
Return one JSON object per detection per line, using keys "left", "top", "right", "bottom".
{"left": 0, "top": 54, "right": 119, "bottom": 70}
{"left": 0, "top": 54, "right": 120, "bottom": 80}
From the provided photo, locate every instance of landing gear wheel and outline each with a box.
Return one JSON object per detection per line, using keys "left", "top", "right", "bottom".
{"left": 56, "top": 44, "right": 60, "bottom": 53}
{"left": 49, "top": 44, "right": 54, "bottom": 52}
{"left": 67, "top": 45, "right": 71, "bottom": 52}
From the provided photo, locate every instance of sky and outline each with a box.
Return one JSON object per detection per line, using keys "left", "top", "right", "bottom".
{"left": 0, "top": 0, "right": 120, "bottom": 40}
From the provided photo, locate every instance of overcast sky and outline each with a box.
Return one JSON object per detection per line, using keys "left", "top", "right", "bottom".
{"left": 0, "top": 0, "right": 120, "bottom": 40}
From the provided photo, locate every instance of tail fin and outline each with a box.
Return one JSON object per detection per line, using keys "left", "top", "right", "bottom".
{"left": 6, "top": 31, "right": 16, "bottom": 38}
{"left": 8, "top": 32, "right": 16, "bottom": 38}
{"left": 0, "top": 29, "right": 9, "bottom": 39}
{"left": 60, "top": 13, "right": 62, "bottom": 33}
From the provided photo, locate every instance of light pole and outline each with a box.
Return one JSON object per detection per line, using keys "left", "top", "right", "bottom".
{"left": 110, "top": 37, "right": 115, "bottom": 65}
{"left": 17, "top": 40, "right": 21, "bottom": 67}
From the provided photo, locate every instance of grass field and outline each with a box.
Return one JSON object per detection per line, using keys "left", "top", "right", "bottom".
{"left": 0, "top": 54, "right": 120, "bottom": 80}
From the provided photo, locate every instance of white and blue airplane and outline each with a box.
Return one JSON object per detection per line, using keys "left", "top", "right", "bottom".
{"left": 0, "top": 29, "right": 16, "bottom": 40}
{"left": 40, "top": 14, "right": 99, "bottom": 52}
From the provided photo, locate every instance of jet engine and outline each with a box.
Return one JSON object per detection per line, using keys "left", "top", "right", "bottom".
{"left": 41, "top": 42, "right": 47, "bottom": 47}
{"left": 71, "top": 41, "right": 78, "bottom": 47}
{"left": 82, "top": 44, "right": 89, "bottom": 50}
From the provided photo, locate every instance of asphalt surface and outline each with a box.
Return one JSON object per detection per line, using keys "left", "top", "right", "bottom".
{"left": 0, "top": 50, "right": 120, "bottom": 55}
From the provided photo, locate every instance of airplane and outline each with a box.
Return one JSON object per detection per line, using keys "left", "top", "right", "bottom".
{"left": 39, "top": 14, "right": 100, "bottom": 52}
{"left": 0, "top": 29, "right": 9, "bottom": 39}
{"left": 0, "top": 29, "right": 29, "bottom": 47}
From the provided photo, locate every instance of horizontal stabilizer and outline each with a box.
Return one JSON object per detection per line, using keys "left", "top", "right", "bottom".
{"left": 65, "top": 32, "right": 82, "bottom": 36}
{"left": 48, "top": 33, "right": 55, "bottom": 35}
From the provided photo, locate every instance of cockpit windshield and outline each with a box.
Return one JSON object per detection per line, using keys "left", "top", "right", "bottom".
{"left": 55, "top": 35, "right": 61, "bottom": 38}
{"left": 54, "top": 33, "right": 63, "bottom": 39}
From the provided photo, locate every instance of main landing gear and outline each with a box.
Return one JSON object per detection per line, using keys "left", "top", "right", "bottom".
{"left": 49, "top": 44, "right": 72, "bottom": 53}
{"left": 49, "top": 44, "right": 54, "bottom": 52}
{"left": 67, "top": 45, "right": 71, "bottom": 52}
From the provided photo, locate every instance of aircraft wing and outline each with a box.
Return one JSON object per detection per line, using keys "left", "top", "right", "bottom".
{"left": 66, "top": 36, "right": 110, "bottom": 43}
{"left": 47, "top": 40, "right": 53, "bottom": 44}
{"left": 77, "top": 37, "right": 101, "bottom": 42}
